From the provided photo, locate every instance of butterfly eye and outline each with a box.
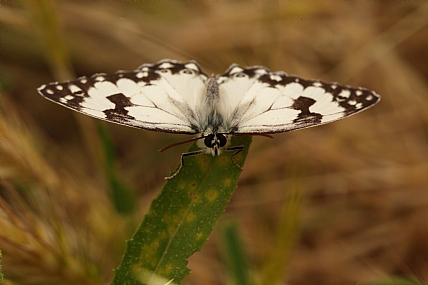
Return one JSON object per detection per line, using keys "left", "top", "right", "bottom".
{"left": 160, "top": 69, "right": 169, "bottom": 73}
{"left": 204, "top": 134, "right": 215, "bottom": 148}
{"left": 217, "top": 134, "right": 227, "bottom": 147}
{"left": 235, "top": 73, "right": 247, "bottom": 78}
{"left": 182, "top": 69, "right": 194, "bottom": 75}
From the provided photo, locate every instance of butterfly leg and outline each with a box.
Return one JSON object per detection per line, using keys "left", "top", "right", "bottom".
{"left": 224, "top": 145, "right": 244, "bottom": 170}
{"left": 165, "top": 149, "right": 205, "bottom": 180}
{"left": 165, "top": 145, "right": 245, "bottom": 180}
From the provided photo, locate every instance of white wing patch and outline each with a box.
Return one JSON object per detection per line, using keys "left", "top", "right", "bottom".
{"left": 216, "top": 65, "right": 380, "bottom": 134}
{"left": 38, "top": 60, "right": 209, "bottom": 134}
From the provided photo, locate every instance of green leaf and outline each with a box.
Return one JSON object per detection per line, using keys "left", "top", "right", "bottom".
{"left": 112, "top": 135, "right": 252, "bottom": 285}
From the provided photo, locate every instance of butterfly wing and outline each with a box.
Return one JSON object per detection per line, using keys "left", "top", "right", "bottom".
{"left": 38, "top": 60, "right": 208, "bottom": 134}
{"left": 217, "top": 64, "right": 380, "bottom": 134}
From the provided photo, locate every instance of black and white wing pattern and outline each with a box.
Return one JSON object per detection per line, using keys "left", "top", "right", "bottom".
{"left": 38, "top": 60, "right": 209, "bottom": 134}
{"left": 217, "top": 65, "right": 380, "bottom": 134}
{"left": 38, "top": 59, "right": 380, "bottom": 138}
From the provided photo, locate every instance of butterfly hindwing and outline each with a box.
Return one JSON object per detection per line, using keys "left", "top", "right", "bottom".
{"left": 215, "top": 64, "right": 380, "bottom": 134}
{"left": 37, "top": 60, "right": 208, "bottom": 134}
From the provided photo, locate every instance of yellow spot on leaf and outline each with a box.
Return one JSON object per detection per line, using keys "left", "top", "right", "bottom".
{"left": 168, "top": 225, "right": 176, "bottom": 235}
{"left": 223, "top": 178, "right": 232, "bottom": 187}
{"left": 196, "top": 155, "right": 210, "bottom": 172}
{"left": 205, "top": 189, "right": 218, "bottom": 201}
{"left": 177, "top": 181, "right": 187, "bottom": 190}
{"left": 163, "top": 263, "right": 175, "bottom": 275}
{"left": 196, "top": 231, "right": 205, "bottom": 240}
{"left": 163, "top": 214, "right": 170, "bottom": 223}
{"left": 140, "top": 240, "right": 160, "bottom": 260}
{"left": 185, "top": 212, "right": 195, "bottom": 222}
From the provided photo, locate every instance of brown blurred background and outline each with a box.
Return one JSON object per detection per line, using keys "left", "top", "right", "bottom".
{"left": 2, "top": 2, "right": 428, "bottom": 285}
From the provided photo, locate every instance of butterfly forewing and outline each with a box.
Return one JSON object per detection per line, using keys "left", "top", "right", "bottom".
{"left": 37, "top": 60, "right": 208, "bottom": 134}
{"left": 217, "top": 65, "right": 380, "bottom": 134}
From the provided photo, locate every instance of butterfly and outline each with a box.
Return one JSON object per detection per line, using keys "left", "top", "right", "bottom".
{"left": 38, "top": 59, "right": 380, "bottom": 178}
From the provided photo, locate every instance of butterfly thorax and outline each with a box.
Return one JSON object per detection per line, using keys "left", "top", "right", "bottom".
{"left": 195, "top": 75, "right": 230, "bottom": 156}
{"left": 197, "top": 75, "right": 223, "bottom": 130}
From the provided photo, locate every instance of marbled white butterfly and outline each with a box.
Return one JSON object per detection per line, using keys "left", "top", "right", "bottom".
{"left": 38, "top": 59, "right": 380, "bottom": 178}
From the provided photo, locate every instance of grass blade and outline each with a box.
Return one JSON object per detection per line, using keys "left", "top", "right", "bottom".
{"left": 220, "top": 221, "right": 252, "bottom": 285}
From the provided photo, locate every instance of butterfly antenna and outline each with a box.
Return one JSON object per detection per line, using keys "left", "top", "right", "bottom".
{"left": 252, "top": 133, "right": 274, "bottom": 139}
{"left": 235, "top": 133, "right": 275, "bottom": 139}
{"left": 158, "top": 136, "right": 204, "bottom": 152}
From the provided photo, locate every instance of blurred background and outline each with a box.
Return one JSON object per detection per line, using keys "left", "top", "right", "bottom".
{"left": 1, "top": 2, "right": 428, "bottom": 285}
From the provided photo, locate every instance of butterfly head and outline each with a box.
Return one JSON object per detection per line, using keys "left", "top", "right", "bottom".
{"left": 200, "top": 133, "right": 228, "bottom": 156}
